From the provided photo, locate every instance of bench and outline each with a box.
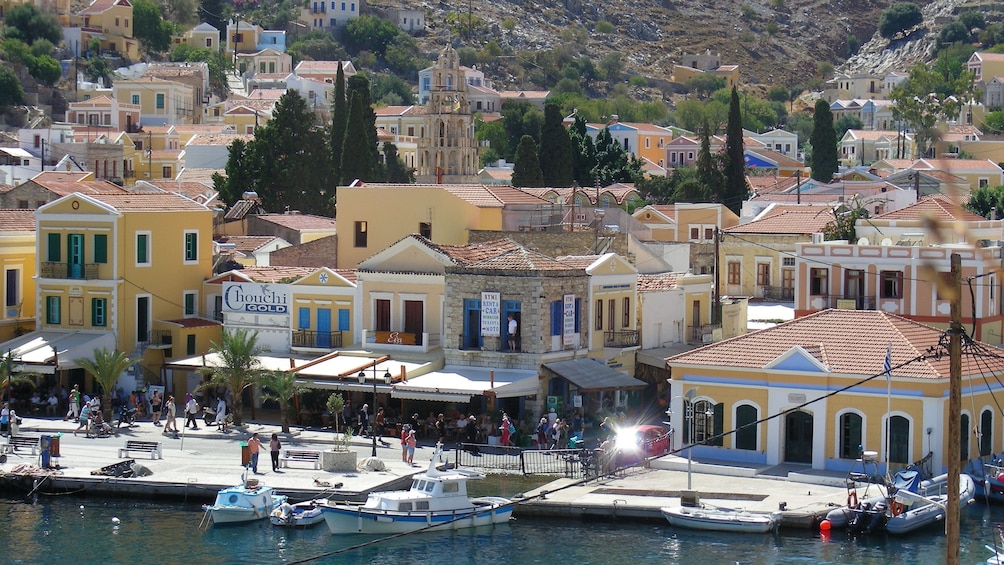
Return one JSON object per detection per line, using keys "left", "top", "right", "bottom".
{"left": 279, "top": 449, "right": 321, "bottom": 469}
{"left": 118, "top": 440, "right": 163, "bottom": 460}
{"left": 4, "top": 435, "right": 40, "bottom": 456}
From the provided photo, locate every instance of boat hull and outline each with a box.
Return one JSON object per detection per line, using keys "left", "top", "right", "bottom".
{"left": 270, "top": 500, "right": 326, "bottom": 528}
{"left": 660, "top": 506, "right": 777, "bottom": 534}
{"left": 205, "top": 482, "right": 287, "bottom": 525}
{"left": 322, "top": 497, "right": 513, "bottom": 534}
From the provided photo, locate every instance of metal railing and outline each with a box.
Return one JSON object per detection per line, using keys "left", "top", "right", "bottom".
{"left": 452, "top": 445, "right": 605, "bottom": 479}
{"left": 604, "top": 330, "right": 639, "bottom": 347}
{"left": 761, "top": 285, "right": 794, "bottom": 301}
{"left": 292, "top": 330, "right": 343, "bottom": 349}
{"left": 40, "top": 262, "right": 101, "bottom": 280}
{"left": 809, "top": 294, "right": 877, "bottom": 310}
{"left": 687, "top": 324, "right": 721, "bottom": 344}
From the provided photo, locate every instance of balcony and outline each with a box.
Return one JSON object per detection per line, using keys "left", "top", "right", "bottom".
{"left": 40, "top": 262, "right": 102, "bottom": 280}
{"left": 687, "top": 324, "right": 721, "bottom": 344}
{"left": 604, "top": 330, "right": 639, "bottom": 348}
{"left": 292, "top": 330, "right": 343, "bottom": 349}
{"left": 761, "top": 285, "right": 794, "bottom": 302}
{"left": 809, "top": 294, "right": 877, "bottom": 311}
{"left": 362, "top": 329, "right": 439, "bottom": 354}
{"left": 146, "top": 330, "right": 173, "bottom": 349}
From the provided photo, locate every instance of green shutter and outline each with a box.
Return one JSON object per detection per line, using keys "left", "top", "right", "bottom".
{"left": 185, "top": 232, "right": 197, "bottom": 261}
{"left": 91, "top": 298, "right": 106, "bottom": 327}
{"left": 137, "top": 234, "right": 147, "bottom": 263}
{"left": 46, "top": 296, "right": 60, "bottom": 324}
{"left": 47, "top": 233, "right": 60, "bottom": 262}
{"left": 94, "top": 234, "right": 107, "bottom": 263}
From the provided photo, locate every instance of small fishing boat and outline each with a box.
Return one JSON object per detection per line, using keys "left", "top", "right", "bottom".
{"left": 320, "top": 447, "right": 513, "bottom": 534}
{"left": 270, "top": 499, "right": 327, "bottom": 528}
{"left": 202, "top": 477, "right": 288, "bottom": 525}
{"left": 660, "top": 505, "right": 780, "bottom": 534}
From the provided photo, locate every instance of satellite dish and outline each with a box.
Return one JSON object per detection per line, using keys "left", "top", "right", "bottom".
{"left": 880, "top": 238, "right": 893, "bottom": 246}
{"left": 857, "top": 237, "right": 870, "bottom": 245}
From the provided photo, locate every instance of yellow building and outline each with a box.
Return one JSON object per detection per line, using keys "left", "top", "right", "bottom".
{"left": 666, "top": 309, "right": 1001, "bottom": 476}
{"left": 0, "top": 210, "right": 37, "bottom": 341}
{"left": 28, "top": 192, "right": 214, "bottom": 387}
{"left": 76, "top": 0, "right": 139, "bottom": 60}
{"left": 290, "top": 268, "right": 358, "bottom": 353}
{"left": 112, "top": 77, "right": 196, "bottom": 126}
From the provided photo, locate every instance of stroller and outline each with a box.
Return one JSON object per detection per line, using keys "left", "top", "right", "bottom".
{"left": 88, "top": 410, "right": 114, "bottom": 438}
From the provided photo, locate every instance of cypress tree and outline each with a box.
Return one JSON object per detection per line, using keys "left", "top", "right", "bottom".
{"left": 810, "top": 98, "right": 839, "bottom": 182}
{"left": 538, "top": 103, "right": 574, "bottom": 187}
{"left": 722, "top": 86, "right": 747, "bottom": 215}
{"left": 330, "top": 62, "right": 347, "bottom": 185}
{"left": 341, "top": 91, "right": 372, "bottom": 183}
{"left": 568, "top": 114, "right": 595, "bottom": 187}
{"left": 383, "top": 142, "right": 412, "bottom": 183}
{"left": 696, "top": 118, "right": 721, "bottom": 203}
{"left": 512, "top": 135, "right": 544, "bottom": 187}
{"left": 347, "top": 74, "right": 380, "bottom": 181}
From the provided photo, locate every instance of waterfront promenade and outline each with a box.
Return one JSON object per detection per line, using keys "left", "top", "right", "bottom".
{"left": 0, "top": 414, "right": 850, "bottom": 529}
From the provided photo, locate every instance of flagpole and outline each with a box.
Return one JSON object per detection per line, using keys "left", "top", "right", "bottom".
{"left": 884, "top": 343, "right": 892, "bottom": 483}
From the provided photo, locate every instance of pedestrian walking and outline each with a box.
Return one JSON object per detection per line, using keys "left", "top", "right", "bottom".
{"left": 247, "top": 432, "right": 263, "bottom": 474}
{"left": 269, "top": 433, "right": 282, "bottom": 472}
{"left": 163, "top": 396, "right": 177, "bottom": 434}
{"left": 185, "top": 393, "right": 199, "bottom": 430}
{"left": 150, "top": 390, "right": 162, "bottom": 426}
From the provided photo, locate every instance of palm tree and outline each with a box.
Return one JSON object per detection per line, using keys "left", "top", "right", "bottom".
{"left": 74, "top": 348, "right": 133, "bottom": 421}
{"left": 202, "top": 328, "right": 264, "bottom": 426}
{"left": 259, "top": 370, "right": 305, "bottom": 433}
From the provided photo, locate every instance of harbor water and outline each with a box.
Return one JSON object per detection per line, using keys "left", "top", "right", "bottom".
{"left": 4, "top": 493, "right": 1004, "bottom": 564}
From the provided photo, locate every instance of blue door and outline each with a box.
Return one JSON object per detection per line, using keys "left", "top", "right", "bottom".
{"left": 68, "top": 234, "right": 84, "bottom": 279}
{"left": 317, "top": 308, "right": 331, "bottom": 348}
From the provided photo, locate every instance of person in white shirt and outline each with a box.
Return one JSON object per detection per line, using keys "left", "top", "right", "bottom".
{"left": 507, "top": 314, "right": 518, "bottom": 351}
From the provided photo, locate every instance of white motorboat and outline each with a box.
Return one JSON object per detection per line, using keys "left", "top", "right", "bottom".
{"left": 270, "top": 499, "right": 327, "bottom": 528}
{"left": 320, "top": 448, "right": 513, "bottom": 534}
{"left": 202, "top": 477, "right": 288, "bottom": 525}
{"left": 661, "top": 505, "right": 780, "bottom": 534}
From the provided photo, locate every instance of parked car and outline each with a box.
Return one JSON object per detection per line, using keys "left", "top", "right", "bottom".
{"left": 613, "top": 424, "right": 672, "bottom": 463}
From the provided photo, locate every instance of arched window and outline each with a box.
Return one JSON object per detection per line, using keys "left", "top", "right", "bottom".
{"left": 839, "top": 412, "right": 862, "bottom": 459}
{"left": 888, "top": 415, "right": 910, "bottom": 465}
{"left": 961, "top": 413, "right": 970, "bottom": 462}
{"left": 735, "top": 405, "right": 757, "bottom": 450}
{"left": 982, "top": 409, "right": 994, "bottom": 457}
{"left": 692, "top": 399, "right": 722, "bottom": 446}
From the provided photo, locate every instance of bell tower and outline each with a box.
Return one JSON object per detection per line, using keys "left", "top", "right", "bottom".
{"left": 416, "top": 44, "right": 480, "bottom": 184}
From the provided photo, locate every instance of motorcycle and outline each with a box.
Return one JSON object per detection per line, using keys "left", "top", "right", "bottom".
{"left": 117, "top": 406, "right": 137, "bottom": 428}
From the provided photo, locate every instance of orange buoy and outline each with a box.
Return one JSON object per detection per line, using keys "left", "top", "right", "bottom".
{"left": 819, "top": 519, "right": 831, "bottom": 531}
{"left": 890, "top": 501, "right": 904, "bottom": 516}
{"left": 847, "top": 491, "right": 858, "bottom": 507}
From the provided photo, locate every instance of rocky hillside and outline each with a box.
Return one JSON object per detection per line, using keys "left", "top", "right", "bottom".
{"left": 395, "top": 0, "right": 913, "bottom": 89}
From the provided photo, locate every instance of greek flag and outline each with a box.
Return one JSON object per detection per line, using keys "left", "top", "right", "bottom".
{"left": 884, "top": 344, "right": 892, "bottom": 378}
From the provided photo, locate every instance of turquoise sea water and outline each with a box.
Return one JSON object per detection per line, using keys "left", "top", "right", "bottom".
{"left": 3, "top": 494, "right": 1004, "bottom": 564}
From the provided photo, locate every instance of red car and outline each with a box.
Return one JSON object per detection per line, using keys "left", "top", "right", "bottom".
{"left": 613, "top": 424, "right": 672, "bottom": 462}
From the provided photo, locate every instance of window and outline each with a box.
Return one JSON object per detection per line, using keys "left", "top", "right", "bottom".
{"left": 607, "top": 299, "right": 615, "bottom": 331}
{"left": 595, "top": 299, "right": 603, "bottom": 330}
{"left": 622, "top": 297, "right": 630, "bottom": 327}
{"left": 735, "top": 405, "right": 758, "bottom": 450}
{"left": 131, "top": 94, "right": 140, "bottom": 105}
{"left": 690, "top": 227, "right": 699, "bottom": 240}
{"left": 162, "top": 166, "right": 172, "bottom": 178}
{"left": 982, "top": 409, "right": 993, "bottom": 457}
{"left": 782, "top": 257, "right": 795, "bottom": 267}
{"left": 888, "top": 415, "right": 910, "bottom": 464}
{"left": 704, "top": 227, "right": 713, "bottom": 240}
{"left": 136, "top": 232, "right": 150, "bottom": 265}
{"left": 5, "top": 268, "right": 18, "bottom": 307}
{"left": 298, "top": 307, "right": 310, "bottom": 329}
{"left": 375, "top": 299, "right": 390, "bottom": 331}
{"left": 47, "top": 233, "right": 60, "bottom": 262}
{"left": 183, "top": 292, "right": 196, "bottom": 317}
{"left": 233, "top": 32, "right": 244, "bottom": 42}
{"left": 881, "top": 270, "right": 903, "bottom": 298}
{"left": 17, "top": 200, "right": 28, "bottom": 209}
{"left": 419, "top": 222, "right": 432, "bottom": 239}
{"left": 91, "top": 298, "right": 107, "bottom": 327}
{"left": 756, "top": 263, "right": 770, "bottom": 286}
{"left": 839, "top": 412, "right": 862, "bottom": 459}
{"left": 186, "top": 334, "right": 197, "bottom": 355}
{"left": 46, "top": 296, "right": 60, "bottom": 324}
{"left": 810, "top": 268, "right": 828, "bottom": 295}
{"left": 156, "top": 93, "right": 165, "bottom": 109}
{"left": 93, "top": 234, "right": 107, "bottom": 263}
{"left": 727, "top": 261, "right": 740, "bottom": 285}
{"left": 354, "top": 221, "right": 367, "bottom": 247}
{"left": 960, "top": 413, "right": 970, "bottom": 461}
{"left": 184, "top": 232, "right": 198, "bottom": 262}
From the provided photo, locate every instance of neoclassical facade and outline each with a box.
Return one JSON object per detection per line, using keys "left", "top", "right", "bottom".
{"left": 416, "top": 45, "right": 480, "bottom": 184}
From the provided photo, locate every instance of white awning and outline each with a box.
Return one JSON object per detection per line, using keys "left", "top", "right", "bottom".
{"left": 391, "top": 365, "right": 540, "bottom": 402}
{"left": 0, "top": 331, "right": 117, "bottom": 373}
{"left": 295, "top": 379, "right": 394, "bottom": 394}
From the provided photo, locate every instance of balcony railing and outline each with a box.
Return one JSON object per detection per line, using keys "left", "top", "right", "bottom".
{"left": 604, "top": 330, "right": 639, "bottom": 347}
{"left": 687, "top": 324, "right": 721, "bottom": 344}
{"left": 147, "top": 330, "right": 172, "bottom": 349}
{"left": 761, "top": 285, "right": 794, "bottom": 301}
{"left": 809, "top": 294, "right": 877, "bottom": 311}
{"left": 40, "top": 262, "right": 102, "bottom": 280}
{"left": 292, "top": 330, "right": 343, "bottom": 349}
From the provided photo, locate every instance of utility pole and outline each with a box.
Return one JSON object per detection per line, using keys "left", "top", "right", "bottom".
{"left": 946, "top": 252, "right": 962, "bottom": 565}
{"left": 713, "top": 227, "right": 721, "bottom": 325}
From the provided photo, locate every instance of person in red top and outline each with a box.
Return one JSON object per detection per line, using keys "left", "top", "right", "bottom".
{"left": 401, "top": 425, "right": 410, "bottom": 461}
{"left": 247, "top": 432, "right": 263, "bottom": 474}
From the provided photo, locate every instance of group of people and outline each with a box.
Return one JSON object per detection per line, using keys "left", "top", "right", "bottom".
{"left": 245, "top": 431, "right": 284, "bottom": 474}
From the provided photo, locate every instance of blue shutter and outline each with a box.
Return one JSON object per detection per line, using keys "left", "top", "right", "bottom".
{"left": 338, "top": 308, "right": 350, "bottom": 331}
{"left": 550, "top": 301, "right": 561, "bottom": 336}
{"left": 574, "top": 299, "right": 581, "bottom": 333}
{"left": 298, "top": 307, "right": 310, "bottom": 329}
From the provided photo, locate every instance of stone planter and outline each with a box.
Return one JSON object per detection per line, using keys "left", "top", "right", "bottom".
{"left": 321, "top": 449, "right": 357, "bottom": 472}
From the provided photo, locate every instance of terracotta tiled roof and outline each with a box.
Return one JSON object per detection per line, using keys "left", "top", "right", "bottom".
{"left": 79, "top": 0, "right": 125, "bottom": 15}
{"left": 171, "top": 124, "right": 233, "bottom": 134}
{"left": 441, "top": 185, "right": 506, "bottom": 208}
{"left": 217, "top": 235, "right": 279, "bottom": 253}
{"left": 332, "top": 269, "right": 357, "bottom": 283}
{"left": 87, "top": 193, "right": 208, "bottom": 211}
{"left": 646, "top": 205, "right": 676, "bottom": 220}
{"left": 162, "top": 318, "right": 221, "bottom": 328}
{"left": 666, "top": 309, "right": 982, "bottom": 380}
{"left": 484, "top": 185, "right": 550, "bottom": 205}
{"left": 430, "top": 238, "right": 522, "bottom": 265}
{"left": 747, "top": 175, "right": 800, "bottom": 195}
{"left": 254, "top": 213, "right": 336, "bottom": 230}
{"left": 374, "top": 105, "right": 415, "bottom": 116}
{"left": 725, "top": 208, "right": 835, "bottom": 234}
{"left": 142, "top": 180, "right": 215, "bottom": 200}
{"left": 875, "top": 194, "right": 986, "bottom": 222}
{"left": 149, "top": 149, "right": 182, "bottom": 160}
{"left": 755, "top": 203, "right": 835, "bottom": 220}
{"left": 177, "top": 168, "right": 222, "bottom": 183}
{"left": 912, "top": 158, "right": 1001, "bottom": 172}
{"left": 0, "top": 209, "right": 36, "bottom": 231}
{"left": 28, "top": 172, "right": 129, "bottom": 196}
{"left": 465, "top": 246, "right": 577, "bottom": 271}
{"left": 637, "top": 272, "right": 680, "bottom": 291}
{"left": 186, "top": 133, "right": 254, "bottom": 146}
{"left": 556, "top": 255, "right": 602, "bottom": 269}
{"left": 235, "top": 266, "right": 315, "bottom": 283}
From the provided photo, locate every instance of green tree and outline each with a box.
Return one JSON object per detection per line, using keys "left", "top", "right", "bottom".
{"left": 341, "top": 91, "right": 374, "bottom": 183}
{"left": 671, "top": 167, "right": 710, "bottom": 202}
{"left": 475, "top": 118, "right": 509, "bottom": 166}
{"left": 686, "top": 74, "right": 726, "bottom": 100}
{"left": 28, "top": 55, "right": 61, "bottom": 86}
{"left": 340, "top": 15, "right": 400, "bottom": 58}
{"left": 959, "top": 11, "right": 985, "bottom": 31}
{"left": 383, "top": 142, "right": 413, "bottom": 183}
{"left": 592, "top": 128, "right": 640, "bottom": 186}
{"left": 939, "top": 21, "right": 970, "bottom": 45}
{"left": 259, "top": 370, "right": 305, "bottom": 433}
{"left": 330, "top": 62, "right": 347, "bottom": 185}
{"left": 512, "top": 135, "right": 544, "bottom": 187}
{"left": 722, "top": 87, "right": 747, "bottom": 215}
{"left": 202, "top": 328, "right": 265, "bottom": 426}
{"left": 538, "top": 103, "right": 574, "bottom": 187}
{"left": 823, "top": 199, "right": 868, "bottom": 241}
{"left": 697, "top": 119, "right": 723, "bottom": 202}
{"left": 501, "top": 101, "right": 544, "bottom": 161}
{"left": 966, "top": 185, "right": 1004, "bottom": 218}
{"left": 810, "top": 99, "right": 839, "bottom": 181}
{"left": 567, "top": 114, "right": 596, "bottom": 186}
{"left": 3, "top": 4, "right": 61, "bottom": 45}
{"left": 984, "top": 111, "right": 1004, "bottom": 134}
{"left": 132, "top": 0, "right": 175, "bottom": 53}
{"left": 879, "top": 2, "right": 923, "bottom": 39}
{"left": 74, "top": 348, "right": 133, "bottom": 422}
{"left": 287, "top": 33, "right": 348, "bottom": 64}
{"left": 889, "top": 61, "right": 974, "bottom": 157}
{"left": 0, "top": 68, "right": 25, "bottom": 108}
{"left": 598, "top": 52, "right": 623, "bottom": 83}
{"left": 199, "top": 0, "right": 228, "bottom": 39}
{"left": 346, "top": 74, "right": 380, "bottom": 180}
{"left": 635, "top": 175, "right": 674, "bottom": 204}
{"left": 370, "top": 72, "right": 415, "bottom": 105}
{"left": 326, "top": 393, "right": 346, "bottom": 432}
{"left": 834, "top": 114, "right": 864, "bottom": 137}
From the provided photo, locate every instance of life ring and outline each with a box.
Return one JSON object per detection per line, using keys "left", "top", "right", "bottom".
{"left": 890, "top": 501, "right": 904, "bottom": 516}
{"left": 847, "top": 491, "right": 858, "bottom": 508}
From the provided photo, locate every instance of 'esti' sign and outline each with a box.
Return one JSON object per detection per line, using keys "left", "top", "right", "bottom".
{"left": 222, "top": 282, "right": 290, "bottom": 315}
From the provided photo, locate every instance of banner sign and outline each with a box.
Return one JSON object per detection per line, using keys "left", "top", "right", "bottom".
{"left": 481, "top": 291, "right": 500, "bottom": 337}
{"left": 222, "top": 282, "right": 290, "bottom": 315}
{"left": 562, "top": 294, "right": 576, "bottom": 346}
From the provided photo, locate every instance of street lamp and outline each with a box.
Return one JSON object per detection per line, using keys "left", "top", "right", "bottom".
{"left": 666, "top": 387, "right": 699, "bottom": 489}
{"left": 358, "top": 368, "right": 392, "bottom": 457}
